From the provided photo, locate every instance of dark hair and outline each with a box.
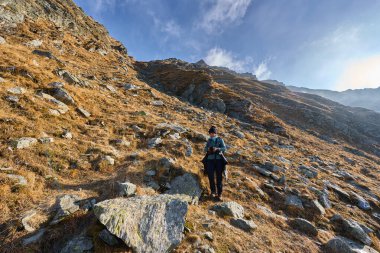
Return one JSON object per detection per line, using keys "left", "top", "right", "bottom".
{"left": 208, "top": 126, "right": 217, "bottom": 134}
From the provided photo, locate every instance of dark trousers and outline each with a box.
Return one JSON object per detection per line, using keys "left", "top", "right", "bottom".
{"left": 206, "top": 159, "right": 224, "bottom": 196}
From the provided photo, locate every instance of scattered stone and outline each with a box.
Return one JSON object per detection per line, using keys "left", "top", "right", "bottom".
{"left": 7, "top": 174, "right": 28, "bottom": 186}
{"left": 332, "top": 215, "right": 372, "bottom": 245}
{"left": 37, "top": 92, "right": 69, "bottom": 114}
{"left": 61, "top": 130, "right": 73, "bottom": 139}
{"left": 21, "top": 210, "right": 37, "bottom": 232}
{"left": 0, "top": 36, "right": 5, "bottom": 44}
{"left": 285, "top": 195, "right": 304, "bottom": 212}
{"left": 11, "top": 137, "right": 37, "bottom": 149}
{"left": 230, "top": 218, "right": 257, "bottom": 232}
{"left": 26, "top": 39, "right": 43, "bottom": 47}
{"left": 151, "top": 100, "right": 164, "bottom": 106}
{"left": 289, "top": 218, "right": 318, "bottom": 236}
{"left": 76, "top": 107, "right": 91, "bottom": 118}
{"left": 110, "top": 139, "right": 131, "bottom": 147}
{"left": 5, "top": 95, "right": 19, "bottom": 103}
{"left": 99, "top": 229, "right": 119, "bottom": 246}
{"left": 60, "top": 236, "right": 93, "bottom": 253}
{"left": 319, "top": 189, "right": 332, "bottom": 209}
{"left": 38, "top": 137, "right": 54, "bottom": 144}
{"left": 48, "top": 87, "right": 75, "bottom": 105}
{"left": 198, "top": 244, "right": 216, "bottom": 253}
{"left": 298, "top": 165, "right": 318, "bottom": 178}
{"left": 325, "top": 236, "right": 378, "bottom": 253}
{"left": 51, "top": 195, "right": 81, "bottom": 225}
{"left": 94, "top": 194, "right": 189, "bottom": 253}
{"left": 166, "top": 173, "right": 202, "bottom": 204}
{"left": 310, "top": 199, "right": 326, "bottom": 216}
{"left": 264, "top": 162, "right": 282, "bottom": 173}
{"left": 124, "top": 83, "right": 139, "bottom": 90}
{"left": 169, "top": 132, "right": 181, "bottom": 140}
{"left": 185, "top": 143, "right": 193, "bottom": 157}
{"left": 56, "top": 69, "right": 83, "bottom": 86}
{"left": 118, "top": 182, "right": 137, "bottom": 197}
{"left": 146, "top": 181, "right": 160, "bottom": 190}
{"left": 233, "top": 130, "right": 245, "bottom": 139}
{"left": 253, "top": 165, "right": 272, "bottom": 177}
{"left": 105, "top": 85, "right": 116, "bottom": 92}
{"left": 326, "top": 182, "right": 351, "bottom": 200}
{"left": 350, "top": 191, "right": 371, "bottom": 211}
{"left": 156, "top": 123, "right": 188, "bottom": 133}
{"left": 48, "top": 82, "right": 64, "bottom": 88}
{"left": 32, "top": 50, "right": 55, "bottom": 59}
{"left": 22, "top": 228, "right": 46, "bottom": 246}
{"left": 211, "top": 201, "right": 244, "bottom": 218}
{"left": 7, "top": 87, "right": 26, "bottom": 94}
{"left": 148, "top": 137, "right": 162, "bottom": 148}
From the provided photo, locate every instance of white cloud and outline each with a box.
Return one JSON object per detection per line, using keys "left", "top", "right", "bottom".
{"left": 199, "top": 0, "right": 252, "bottom": 33}
{"left": 161, "top": 20, "right": 181, "bottom": 37}
{"left": 204, "top": 47, "right": 248, "bottom": 72}
{"left": 253, "top": 62, "right": 271, "bottom": 80}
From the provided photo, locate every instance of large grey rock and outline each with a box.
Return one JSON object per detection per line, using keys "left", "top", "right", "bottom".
{"left": 22, "top": 228, "right": 46, "bottom": 246}
{"left": 285, "top": 195, "right": 304, "bottom": 212}
{"left": 7, "top": 87, "right": 26, "bottom": 94}
{"left": 148, "top": 137, "right": 162, "bottom": 148}
{"left": 11, "top": 137, "right": 37, "bottom": 149}
{"left": 298, "top": 165, "right": 318, "bottom": 178}
{"left": 326, "top": 182, "right": 350, "bottom": 200}
{"left": 56, "top": 69, "right": 84, "bottom": 86}
{"left": 289, "top": 218, "right": 318, "bottom": 236}
{"left": 166, "top": 173, "right": 202, "bottom": 204}
{"left": 48, "top": 87, "right": 75, "bottom": 105}
{"left": 117, "top": 182, "right": 136, "bottom": 197}
{"left": 94, "top": 194, "right": 189, "bottom": 253}
{"left": 319, "top": 190, "right": 332, "bottom": 209}
{"left": 325, "top": 236, "right": 378, "bottom": 253}
{"left": 332, "top": 215, "right": 372, "bottom": 246}
{"left": 32, "top": 50, "right": 55, "bottom": 59}
{"left": 37, "top": 92, "right": 69, "bottom": 114}
{"left": 51, "top": 195, "right": 81, "bottom": 225}
{"left": 253, "top": 165, "right": 272, "bottom": 177}
{"left": 60, "top": 236, "right": 93, "bottom": 253}
{"left": 230, "top": 218, "right": 257, "bottom": 232}
{"left": 211, "top": 201, "right": 244, "bottom": 218}
{"left": 350, "top": 191, "right": 371, "bottom": 211}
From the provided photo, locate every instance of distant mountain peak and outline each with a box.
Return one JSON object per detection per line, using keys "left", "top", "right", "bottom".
{"left": 194, "top": 59, "right": 208, "bottom": 67}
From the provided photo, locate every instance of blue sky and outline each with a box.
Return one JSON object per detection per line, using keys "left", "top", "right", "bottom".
{"left": 73, "top": 0, "right": 380, "bottom": 91}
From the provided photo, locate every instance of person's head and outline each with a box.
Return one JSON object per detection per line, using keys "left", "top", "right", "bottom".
{"left": 208, "top": 126, "right": 217, "bottom": 137}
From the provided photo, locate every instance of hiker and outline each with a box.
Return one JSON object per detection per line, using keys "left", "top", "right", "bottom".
{"left": 203, "top": 126, "right": 227, "bottom": 201}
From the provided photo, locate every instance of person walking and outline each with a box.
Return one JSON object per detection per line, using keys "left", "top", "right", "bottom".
{"left": 204, "top": 126, "right": 227, "bottom": 201}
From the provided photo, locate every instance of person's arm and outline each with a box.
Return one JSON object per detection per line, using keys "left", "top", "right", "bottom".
{"left": 215, "top": 138, "right": 226, "bottom": 152}
{"left": 204, "top": 139, "right": 210, "bottom": 153}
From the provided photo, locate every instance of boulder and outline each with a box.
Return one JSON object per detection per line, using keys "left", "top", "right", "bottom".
{"left": 148, "top": 137, "right": 162, "bottom": 148}
{"left": 48, "top": 87, "right": 75, "bottom": 105}
{"left": 230, "top": 218, "right": 257, "bottom": 232}
{"left": 289, "top": 218, "right": 318, "bottom": 236}
{"left": 11, "top": 137, "right": 37, "bottom": 149}
{"left": 211, "top": 201, "right": 244, "bottom": 218}
{"left": 124, "top": 83, "right": 140, "bottom": 90}
{"left": 60, "top": 236, "right": 93, "bottom": 253}
{"left": 94, "top": 194, "right": 189, "bottom": 253}
{"left": 298, "top": 165, "right": 318, "bottom": 178}
{"left": 56, "top": 69, "right": 84, "bottom": 86}
{"left": 152, "top": 100, "right": 164, "bottom": 106}
{"left": 319, "top": 190, "right": 332, "bottom": 209}
{"left": 166, "top": 173, "right": 202, "bottom": 204}
{"left": 326, "top": 182, "right": 350, "bottom": 200}
{"left": 350, "top": 191, "right": 371, "bottom": 211}
{"left": 76, "top": 107, "right": 91, "bottom": 118}
{"left": 325, "top": 236, "right": 378, "bottom": 253}
{"left": 332, "top": 215, "right": 372, "bottom": 246}
{"left": 117, "top": 182, "right": 136, "bottom": 197}
{"left": 285, "top": 195, "right": 304, "bottom": 212}
{"left": 32, "top": 50, "right": 55, "bottom": 59}
{"left": 99, "top": 229, "right": 119, "bottom": 246}
{"left": 253, "top": 165, "right": 272, "bottom": 177}
{"left": 7, "top": 87, "right": 26, "bottom": 94}
{"left": 22, "top": 228, "right": 46, "bottom": 246}
{"left": 51, "top": 195, "right": 81, "bottom": 225}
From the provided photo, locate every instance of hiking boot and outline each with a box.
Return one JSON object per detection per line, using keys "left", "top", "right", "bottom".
{"left": 215, "top": 195, "right": 223, "bottom": 202}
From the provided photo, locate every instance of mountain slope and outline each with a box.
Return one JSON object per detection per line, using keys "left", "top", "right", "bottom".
{"left": 1, "top": 1, "right": 380, "bottom": 253}
{"left": 288, "top": 85, "right": 380, "bottom": 112}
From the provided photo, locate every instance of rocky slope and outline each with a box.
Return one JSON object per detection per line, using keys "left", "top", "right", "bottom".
{"left": 288, "top": 85, "right": 380, "bottom": 113}
{"left": 1, "top": 1, "right": 380, "bottom": 253}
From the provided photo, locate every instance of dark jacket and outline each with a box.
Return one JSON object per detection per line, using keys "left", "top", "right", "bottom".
{"left": 204, "top": 136, "right": 226, "bottom": 160}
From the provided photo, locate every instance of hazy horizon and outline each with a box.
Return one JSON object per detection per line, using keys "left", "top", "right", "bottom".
{"left": 74, "top": 0, "right": 380, "bottom": 91}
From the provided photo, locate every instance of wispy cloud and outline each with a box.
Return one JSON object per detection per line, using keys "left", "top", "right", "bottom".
{"left": 91, "top": 0, "right": 117, "bottom": 15}
{"left": 199, "top": 0, "right": 252, "bottom": 33}
{"left": 253, "top": 62, "right": 271, "bottom": 80}
{"left": 204, "top": 47, "right": 249, "bottom": 72}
